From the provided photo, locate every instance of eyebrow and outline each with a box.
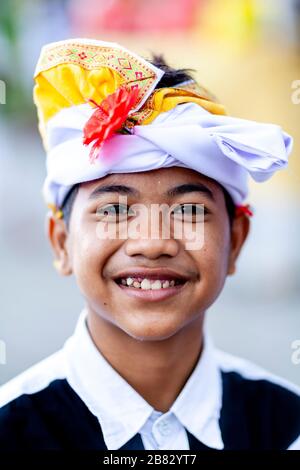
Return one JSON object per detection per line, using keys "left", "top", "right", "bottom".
{"left": 166, "top": 183, "right": 215, "bottom": 201}
{"left": 88, "top": 184, "right": 140, "bottom": 199}
{"left": 88, "top": 182, "right": 215, "bottom": 201}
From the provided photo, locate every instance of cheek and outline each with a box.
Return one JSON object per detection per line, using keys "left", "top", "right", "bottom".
{"left": 70, "top": 224, "right": 120, "bottom": 296}
{"left": 196, "top": 221, "right": 231, "bottom": 293}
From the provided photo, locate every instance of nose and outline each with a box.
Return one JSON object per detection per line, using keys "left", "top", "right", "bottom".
{"left": 125, "top": 236, "right": 180, "bottom": 260}
{"left": 124, "top": 208, "right": 180, "bottom": 260}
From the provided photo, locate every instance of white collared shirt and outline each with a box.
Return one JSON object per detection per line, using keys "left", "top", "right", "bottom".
{"left": 1, "top": 310, "right": 299, "bottom": 450}
{"left": 63, "top": 311, "right": 224, "bottom": 450}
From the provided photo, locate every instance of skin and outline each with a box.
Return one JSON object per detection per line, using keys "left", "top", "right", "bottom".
{"left": 48, "top": 167, "right": 249, "bottom": 412}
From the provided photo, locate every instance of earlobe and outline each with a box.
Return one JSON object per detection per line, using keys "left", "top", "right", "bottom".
{"left": 227, "top": 265, "right": 236, "bottom": 275}
{"left": 227, "top": 213, "right": 250, "bottom": 276}
{"left": 47, "top": 214, "right": 73, "bottom": 276}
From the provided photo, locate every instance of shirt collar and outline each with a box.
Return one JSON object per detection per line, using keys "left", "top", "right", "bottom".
{"left": 63, "top": 310, "right": 224, "bottom": 450}
{"left": 169, "top": 332, "right": 224, "bottom": 449}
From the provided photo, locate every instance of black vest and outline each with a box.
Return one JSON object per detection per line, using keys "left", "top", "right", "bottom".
{"left": 0, "top": 371, "right": 300, "bottom": 450}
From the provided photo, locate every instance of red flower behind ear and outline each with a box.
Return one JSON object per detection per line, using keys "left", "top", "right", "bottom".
{"left": 83, "top": 86, "right": 139, "bottom": 163}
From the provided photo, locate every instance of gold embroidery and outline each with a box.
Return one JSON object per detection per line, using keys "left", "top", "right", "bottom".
{"left": 35, "top": 42, "right": 158, "bottom": 108}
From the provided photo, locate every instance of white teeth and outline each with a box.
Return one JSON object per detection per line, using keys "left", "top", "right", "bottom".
{"left": 151, "top": 280, "right": 162, "bottom": 290}
{"left": 121, "top": 277, "right": 180, "bottom": 289}
{"left": 140, "top": 279, "right": 151, "bottom": 290}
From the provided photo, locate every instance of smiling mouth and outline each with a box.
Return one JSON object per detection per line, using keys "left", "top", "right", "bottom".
{"left": 114, "top": 276, "right": 187, "bottom": 302}
{"left": 114, "top": 276, "right": 186, "bottom": 290}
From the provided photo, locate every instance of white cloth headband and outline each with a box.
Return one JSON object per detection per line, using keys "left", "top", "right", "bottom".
{"left": 44, "top": 102, "right": 292, "bottom": 207}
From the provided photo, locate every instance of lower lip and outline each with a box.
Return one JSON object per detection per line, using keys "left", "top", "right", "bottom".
{"left": 115, "top": 282, "right": 188, "bottom": 302}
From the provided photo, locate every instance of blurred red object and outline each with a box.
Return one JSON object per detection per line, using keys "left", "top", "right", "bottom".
{"left": 71, "top": 0, "right": 201, "bottom": 33}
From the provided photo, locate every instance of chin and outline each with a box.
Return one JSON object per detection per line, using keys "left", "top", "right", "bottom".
{"left": 119, "top": 315, "right": 185, "bottom": 342}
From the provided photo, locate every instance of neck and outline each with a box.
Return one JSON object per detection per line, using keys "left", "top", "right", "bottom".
{"left": 86, "top": 309, "right": 204, "bottom": 413}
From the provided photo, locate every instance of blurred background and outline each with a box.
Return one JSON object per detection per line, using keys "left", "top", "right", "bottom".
{"left": 0, "top": 0, "right": 299, "bottom": 385}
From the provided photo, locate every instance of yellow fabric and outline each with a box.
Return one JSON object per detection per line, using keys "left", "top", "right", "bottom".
{"left": 33, "top": 39, "right": 164, "bottom": 148}
{"left": 34, "top": 39, "right": 227, "bottom": 150}
{"left": 130, "top": 87, "right": 227, "bottom": 126}
{"left": 34, "top": 65, "right": 124, "bottom": 146}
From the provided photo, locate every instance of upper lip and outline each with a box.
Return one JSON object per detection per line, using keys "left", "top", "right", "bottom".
{"left": 112, "top": 267, "right": 190, "bottom": 282}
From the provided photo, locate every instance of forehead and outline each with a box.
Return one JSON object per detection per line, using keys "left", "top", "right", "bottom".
{"left": 80, "top": 167, "right": 223, "bottom": 197}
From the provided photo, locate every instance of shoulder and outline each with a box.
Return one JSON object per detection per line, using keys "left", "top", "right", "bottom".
{"left": 0, "top": 349, "right": 67, "bottom": 449}
{"left": 0, "top": 350, "right": 101, "bottom": 450}
{"left": 215, "top": 348, "right": 300, "bottom": 449}
{"left": 0, "top": 349, "right": 66, "bottom": 408}
{"left": 215, "top": 348, "right": 300, "bottom": 396}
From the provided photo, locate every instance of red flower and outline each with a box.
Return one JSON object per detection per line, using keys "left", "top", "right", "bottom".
{"left": 235, "top": 204, "right": 253, "bottom": 217}
{"left": 83, "top": 86, "right": 139, "bottom": 163}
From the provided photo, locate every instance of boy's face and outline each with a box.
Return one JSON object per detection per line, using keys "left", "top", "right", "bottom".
{"left": 49, "top": 167, "right": 249, "bottom": 341}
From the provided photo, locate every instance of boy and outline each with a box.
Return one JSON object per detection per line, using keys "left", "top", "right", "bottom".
{"left": 0, "top": 38, "right": 299, "bottom": 451}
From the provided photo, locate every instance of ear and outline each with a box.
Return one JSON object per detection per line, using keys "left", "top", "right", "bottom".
{"left": 47, "top": 214, "right": 73, "bottom": 276}
{"left": 227, "top": 213, "right": 250, "bottom": 275}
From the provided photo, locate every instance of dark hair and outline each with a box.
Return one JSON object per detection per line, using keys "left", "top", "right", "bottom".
{"left": 148, "top": 54, "right": 195, "bottom": 88}
{"left": 222, "top": 187, "right": 236, "bottom": 226}
{"left": 61, "top": 55, "right": 235, "bottom": 228}
{"left": 62, "top": 183, "right": 80, "bottom": 227}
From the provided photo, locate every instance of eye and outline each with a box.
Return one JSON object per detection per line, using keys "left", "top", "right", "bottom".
{"left": 96, "top": 204, "right": 135, "bottom": 222}
{"left": 171, "top": 204, "right": 206, "bottom": 222}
